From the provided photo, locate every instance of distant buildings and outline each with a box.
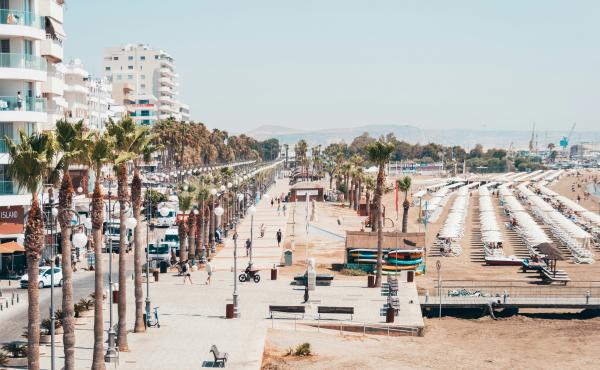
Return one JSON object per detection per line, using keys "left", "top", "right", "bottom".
{"left": 103, "top": 44, "right": 190, "bottom": 125}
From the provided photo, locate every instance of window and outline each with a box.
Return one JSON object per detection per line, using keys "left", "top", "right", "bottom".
{"left": 128, "top": 75, "right": 133, "bottom": 80}
{"left": 128, "top": 56, "right": 133, "bottom": 60}
{"left": 155, "top": 55, "right": 159, "bottom": 59}
{"left": 140, "top": 56, "right": 146, "bottom": 61}
{"left": 113, "top": 56, "right": 119, "bottom": 61}
{"left": 117, "top": 75, "right": 122, "bottom": 80}
{"left": 138, "top": 100, "right": 149, "bottom": 104}
{"left": 105, "top": 66, "right": 111, "bottom": 71}
{"left": 141, "top": 110, "right": 150, "bottom": 116}
{"left": 140, "top": 84, "right": 146, "bottom": 89}
{"left": 128, "top": 65, "right": 133, "bottom": 70}
{"left": 141, "top": 75, "right": 145, "bottom": 80}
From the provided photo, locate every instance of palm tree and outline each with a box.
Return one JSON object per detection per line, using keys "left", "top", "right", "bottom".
{"left": 130, "top": 128, "right": 160, "bottom": 333}
{"left": 195, "top": 187, "right": 209, "bottom": 260}
{"left": 6, "top": 130, "right": 57, "bottom": 370}
{"left": 364, "top": 175, "right": 376, "bottom": 224}
{"left": 107, "top": 117, "right": 138, "bottom": 351}
{"left": 340, "top": 162, "right": 352, "bottom": 206}
{"left": 397, "top": 176, "right": 412, "bottom": 233}
{"left": 55, "top": 119, "right": 91, "bottom": 369}
{"left": 366, "top": 141, "right": 394, "bottom": 287}
{"left": 353, "top": 167, "right": 364, "bottom": 212}
{"left": 88, "top": 133, "right": 113, "bottom": 370}
{"left": 178, "top": 194, "right": 192, "bottom": 260}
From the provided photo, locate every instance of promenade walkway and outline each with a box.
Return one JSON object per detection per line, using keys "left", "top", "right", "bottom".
{"left": 211, "top": 178, "right": 291, "bottom": 271}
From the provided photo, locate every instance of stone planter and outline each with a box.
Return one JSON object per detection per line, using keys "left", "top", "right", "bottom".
{"left": 74, "top": 316, "right": 87, "bottom": 325}
{"left": 55, "top": 326, "right": 64, "bottom": 334}
{"left": 6, "top": 357, "right": 28, "bottom": 368}
{"left": 79, "top": 309, "right": 94, "bottom": 318}
{"left": 40, "top": 334, "right": 62, "bottom": 344}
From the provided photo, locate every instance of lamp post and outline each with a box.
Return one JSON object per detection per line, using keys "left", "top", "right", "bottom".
{"left": 248, "top": 205, "right": 257, "bottom": 266}
{"left": 232, "top": 223, "right": 239, "bottom": 318}
{"left": 145, "top": 182, "right": 153, "bottom": 328}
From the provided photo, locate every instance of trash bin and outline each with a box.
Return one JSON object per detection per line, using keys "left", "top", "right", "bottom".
{"left": 367, "top": 274, "right": 375, "bottom": 288}
{"left": 225, "top": 303, "right": 234, "bottom": 319}
{"left": 160, "top": 261, "right": 168, "bottom": 274}
{"left": 153, "top": 270, "right": 159, "bottom": 282}
{"left": 112, "top": 289, "right": 118, "bottom": 304}
{"left": 407, "top": 270, "right": 414, "bottom": 283}
{"left": 271, "top": 268, "right": 278, "bottom": 280}
{"left": 386, "top": 307, "right": 395, "bottom": 323}
{"left": 284, "top": 250, "right": 293, "bottom": 266}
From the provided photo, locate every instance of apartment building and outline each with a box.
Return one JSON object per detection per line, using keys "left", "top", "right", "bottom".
{"left": 0, "top": 0, "right": 65, "bottom": 215}
{"left": 103, "top": 44, "right": 189, "bottom": 125}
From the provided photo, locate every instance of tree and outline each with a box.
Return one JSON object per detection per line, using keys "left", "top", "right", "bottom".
{"left": 130, "top": 128, "right": 160, "bottom": 333}
{"left": 55, "top": 119, "right": 91, "bottom": 369}
{"left": 6, "top": 130, "right": 58, "bottom": 370}
{"left": 366, "top": 141, "right": 394, "bottom": 288}
{"left": 87, "top": 133, "right": 113, "bottom": 370}
{"left": 106, "top": 117, "right": 138, "bottom": 351}
{"left": 178, "top": 193, "right": 193, "bottom": 260}
{"left": 397, "top": 177, "right": 412, "bottom": 233}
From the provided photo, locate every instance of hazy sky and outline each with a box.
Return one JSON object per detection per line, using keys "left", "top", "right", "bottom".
{"left": 64, "top": 0, "right": 600, "bottom": 132}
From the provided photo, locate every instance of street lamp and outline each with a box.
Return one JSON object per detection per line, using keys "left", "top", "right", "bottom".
{"left": 248, "top": 205, "right": 257, "bottom": 266}
{"left": 210, "top": 188, "right": 218, "bottom": 253}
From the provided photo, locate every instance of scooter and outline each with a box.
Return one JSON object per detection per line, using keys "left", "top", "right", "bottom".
{"left": 145, "top": 306, "right": 160, "bottom": 328}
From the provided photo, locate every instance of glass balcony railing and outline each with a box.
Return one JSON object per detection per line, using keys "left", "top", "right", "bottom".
{"left": 0, "top": 181, "right": 15, "bottom": 195}
{"left": 0, "top": 96, "right": 47, "bottom": 112}
{"left": 0, "top": 9, "right": 44, "bottom": 28}
{"left": 0, "top": 53, "right": 47, "bottom": 71}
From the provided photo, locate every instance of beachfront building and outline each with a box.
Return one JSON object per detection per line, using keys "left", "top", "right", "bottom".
{"left": 64, "top": 59, "right": 124, "bottom": 131}
{"left": 0, "top": 0, "right": 65, "bottom": 231}
{"left": 103, "top": 44, "right": 188, "bottom": 124}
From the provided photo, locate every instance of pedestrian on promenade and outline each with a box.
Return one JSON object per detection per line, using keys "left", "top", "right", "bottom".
{"left": 260, "top": 223, "right": 265, "bottom": 238}
{"left": 277, "top": 204, "right": 281, "bottom": 216}
{"left": 271, "top": 198, "right": 274, "bottom": 207}
{"left": 205, "top": 261, "right": 213, "bottom": 285}
{"left": 282, "top": 204, "right": 287, "bottom": 216}
{"left": 245, "top": 238, "right": 252, "bottom": 256}
{"left": 276, "top": 229, "right": 282, "bottom": 247}
{"left": 182, "top": 260, "right": 193, "bottom": 284}
{"left": 54, "top": 255, "right": 60, "bottom": 267}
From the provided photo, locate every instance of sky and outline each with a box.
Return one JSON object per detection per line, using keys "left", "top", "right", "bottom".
{"left": 64, "top": 0, "right": 600, "bottom": 133}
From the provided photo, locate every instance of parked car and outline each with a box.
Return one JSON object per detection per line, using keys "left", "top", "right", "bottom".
{"left": 20, "top": 267, "right": 63, "bottom": 289}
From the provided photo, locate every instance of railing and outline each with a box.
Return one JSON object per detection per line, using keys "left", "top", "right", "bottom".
{"left": 0, "top": 9, "right": 44, "bottom": 28}
{"left": 0, "top": 96, "right": 47, "bottom": 112}
{"left": 0, "top": 53, "right": 47, "bottom": 70}
{"left": 0, "top": 181, "right": 16, "bottom": 195}
{"left": 432, "top": 280, "right": 600, "bottom": 298}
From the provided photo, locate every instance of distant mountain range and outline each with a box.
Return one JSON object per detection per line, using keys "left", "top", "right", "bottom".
{"left": 245, "top": 124, "right": 600, "bottom": 150}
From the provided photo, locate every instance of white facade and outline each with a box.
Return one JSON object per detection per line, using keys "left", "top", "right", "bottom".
{"left": 103, "top": 44, "right": 188, "bottom": 125}
{"left": 63, "top": 58, "right": 88, "bottom": 124}
{"left": 0, "top": 0, "right": 64, "bottom": 201}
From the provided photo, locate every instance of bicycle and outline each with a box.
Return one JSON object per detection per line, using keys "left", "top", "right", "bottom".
{"left": 145, "top": 306, "right": 160, "bottom": 328}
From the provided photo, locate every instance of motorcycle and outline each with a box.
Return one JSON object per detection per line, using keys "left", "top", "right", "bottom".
{"left": 238, "top": 268, "right": 261, "bottom": 283}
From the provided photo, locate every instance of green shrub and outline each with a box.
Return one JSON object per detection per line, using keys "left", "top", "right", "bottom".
{"left": 80, "top": 297, "right": 94, "bottom": 310}
{"left": 0, "top": 351, "right": 8, "bottom": 366}
{"left": 2, "top": 341, "right": 27, "bottom": 358}
{"left": 294, "top": 342, "right": 311, "bottom": 356}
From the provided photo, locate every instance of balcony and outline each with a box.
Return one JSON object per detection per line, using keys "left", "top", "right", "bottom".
{"left": 42, "top": 73, "right": 64, "bottom": 95}
{"left": 0, "top": 9, "right": 45, "bottom": 39}
{"left": 0, "top": 96, "right": 47, "bottom": 122}
{"left": 159, "top": 77, "right": 175, "bottom": 87}
{"left": 41, "top": 34, "right": 64, "bottom": 62}
{"left": 63, "top": 84, "right": 88, "bottom": 94}
{"left": 39, "top": 0, "right": 64, "bottom": 24}
{"left": 0, "top": 53, "right": 47, "bottom": 81}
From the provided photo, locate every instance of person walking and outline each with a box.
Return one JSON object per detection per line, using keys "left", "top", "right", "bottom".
{"left": 270, "top": 198, "right": 274, "bottom": 207}
{"left": 245, "top": 238, "right": 252, "bottom": 256}
{"left": 276, "top": 229, "right": 282, "bottom": 247}
{"left": 282, "top": 204, "right": 287, "bottom": 216}
{"left": 16, "top": 91, "right": 23, "bottom": 111}
{"left": 277, "top": 204, "right": 281, "bottom": 216}
{"left": 182, "top": 260, "right": 193, "bottom": 284}
{"left": 205, "top": 260, "right": 213, "bottom": 285}
{"left": 259, "top": 223, "right": 265, "bottom": 238}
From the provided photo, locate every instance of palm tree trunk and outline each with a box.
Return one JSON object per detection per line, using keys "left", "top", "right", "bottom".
{"left": 25, "top": 194, "right": 43, "bottom": 370}
{"left": 402, "top": 193, "right": 409, "bottom": 233}
{"left": 349, "top": 180, "right": 354, "bottom": 209}
{"left": 355, "top": 181, "right": 361, "bottom": 211}
{"left": 59, "top": 172, "right": 76, "bottom": 370}
{"left": 187, "top": 212, "right": 196, "bottom": 260}
{"left": 131, "top": 169, "right": 145, "bottom": 333}
{"left": 117, "top": 164, "right": 129, "bottom": 351}
{"left": 374, "top": 164, "right": 385, "bottom": 287}
{"left": 195, "top": 209, "right": 202, "bottom": 259}
{"left": 91, "top": 174, "right": 106, "bottom": 370}
{"left": 178, "top": 219, "right": 187, "bottom": 261}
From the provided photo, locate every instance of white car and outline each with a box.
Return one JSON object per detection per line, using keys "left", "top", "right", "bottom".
{"left": 20, "top": 267, "right": 63, "bottom": 289}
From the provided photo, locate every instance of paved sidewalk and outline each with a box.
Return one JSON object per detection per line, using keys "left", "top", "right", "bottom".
{"left": 212, "top": 178, "right": 291, "bottom": 271}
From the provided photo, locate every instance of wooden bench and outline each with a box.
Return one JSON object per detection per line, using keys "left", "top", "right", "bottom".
{"left": 210, "top": 345, "right": 228, "bottom": 367}
{"left": 269, "top": 305, "right": 305, "bottom": 319}
{"left": 317, "top": 306, "right": 354, "bottom": 320}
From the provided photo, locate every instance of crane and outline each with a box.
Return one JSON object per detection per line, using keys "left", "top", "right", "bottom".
{"left": 559, "top": 123, "right": 576, "bottom": 151}
{"left": 528, "top": 123, "right": 536, "bottom": 152}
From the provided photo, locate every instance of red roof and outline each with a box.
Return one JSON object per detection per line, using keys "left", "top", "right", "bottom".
{"left": 0, "top": 222, "right": 23, "bottom": 235}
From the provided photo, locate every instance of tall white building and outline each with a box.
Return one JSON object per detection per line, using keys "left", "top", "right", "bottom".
{"left": 64, "top": 58, "right": 124, "bottom": 131}
{"left": 0, "top": 0, "right": 65, "bottom": 209}
{"left": 103, "top": 44, "right": 189, "bottom": 125}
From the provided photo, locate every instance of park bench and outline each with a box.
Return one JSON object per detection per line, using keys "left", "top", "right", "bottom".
{"left": 317, "top": 306, "right": 354, "bottom": 320}
{"left": 269, "top": 305, "right": 305, "bottom": 319}
{"left": 293, "top": 274, "right": 334, "bottom": 286}
{"left": 210, "top": 345, "right": 228, "bottom": 367}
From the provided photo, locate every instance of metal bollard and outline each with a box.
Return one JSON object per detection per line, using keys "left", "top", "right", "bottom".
{"left": 586, "top": 290, "right": 591, "bottom": 304}
{"left": 425, "top": 291, "right": 429, "bottom": 303}
{"left": 16, "top": 294, "right": 19, "bottom": 303}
